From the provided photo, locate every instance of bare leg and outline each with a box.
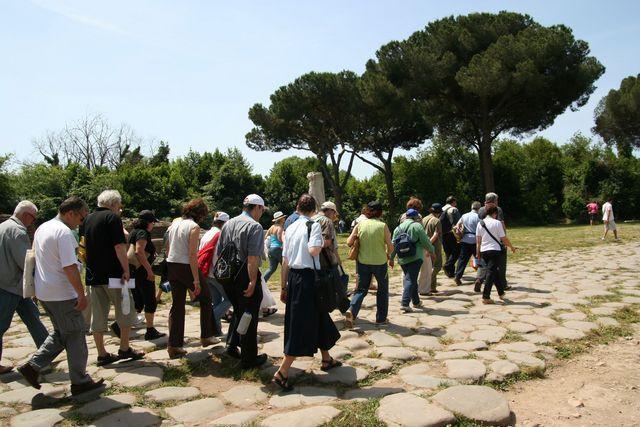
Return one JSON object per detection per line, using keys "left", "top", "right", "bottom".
{"left": 320, "top": 349, "right": 331, "bottom": 362}
{"left": 145, "top": 313, "right": 154, "bottom": 328}
{"left": 614, "top": 229, "right": 618, "bottom": 239}
{"left": 119, "top": 327, "right": 131, "bottom": 351}
{"left": 93, "top": 332, "right": 107, "bottom": 357}
{"left": 277, "top": 355, "right": 295, "bottom": 377}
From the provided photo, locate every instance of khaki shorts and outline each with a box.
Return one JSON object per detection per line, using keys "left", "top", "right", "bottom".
{"left": 89, "top": 285, "right": 137, "bottom": 333}
{"left": 605, "top": 220, "right": 617, "bottom": 231}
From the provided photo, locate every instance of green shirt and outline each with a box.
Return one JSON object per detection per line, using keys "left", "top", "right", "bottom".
{"left": 357, "top": 218, "right": 388, "bottom": 265}
{"left": 391, "top": 219, "right": 435, "bottom": 265}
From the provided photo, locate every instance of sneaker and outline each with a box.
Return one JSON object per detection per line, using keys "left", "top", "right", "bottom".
{"left": 413, "top": 302, "right": 424, "bottom": 309}
{"left": 167, "top": 347, "right": 187, "bottom": 359}
{"left": 473, "top": 280, "right": 482, "bottom": 293}
{"left": 144, "top": 328, "right": 166, "bottom": 341}
{"left": 109, "top": 322, "right": 121, "bottom": 338}
{"left": 454, "top": 278, "right": 462, "bottom": 286}
{"left": 201, "top": 337, "right": 221, "bottom": 347}
{"left": 344, "top": 311, "right": 354, "bottom": 329}
{"left": 96, "top": 353, "right": 119, "bottom": 367}
{"left": 71, "top": 378, "right": 105, "bottom": 397}
{"left": 0, "top": 365, "right": 13, "bottom": 375}
{"left": 225, "top": 346, "right": 241, "bottom": 359}
{"left": 117, "top": 347, "right": 144, "bottom": 362}
{"left": 240, "top": 353, "right": 268, "bottom": 370}
{"left": 375, "top": 319, "right": 389, "bottom": 325}
{"left": 400, "top": 306, "right": 413, "bottom": 313}
{"left": 17, "top": 363, "right": 41, "bottom": 389}
{"left": 482, "top": 299, "right": 495, "bottom": 305}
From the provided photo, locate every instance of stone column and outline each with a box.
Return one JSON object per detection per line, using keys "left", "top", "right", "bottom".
{"left": 307, "top": 172, "right": 326, "bottom": 206}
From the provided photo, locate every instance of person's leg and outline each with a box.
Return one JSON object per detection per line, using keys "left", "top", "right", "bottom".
{"left": 212, "top": 279, "right": 232, "bottom": 336}
{"left": 348, "top": 262, "right": 372, "bottom": 319}
{"left": 90, "top": 286, "right": 111, "bottom": 357}
{"left": 197, "top": 271, "right": 215, "bottom": 340}
{"left": 168, "top": 270, "right": 188, "bottom": 348}
{"left": 50, "top": 299, "right": 91, "bottom": 385}
{"left": 263, "top": 247, "right": 281, "bottom": 282}
{"left": 431, "top": 250, "right": 443, "bottom": 292}
{"left": 441, "top": 233, "right": 451, "bottom": 276}
{"left": 482, "top": 251, "right": 499, "bottom": 300}
{"left": 29, "top": 301, "right": 66, "bottom": 373}
{"left": 239, "top": 272, "right": 262, "bottom": 366}
{"left": 131, "top": 269, "right": 145, "bottom": 314}
{"left": 455, "top": 243, "right": 473, "bottom": 281}
{"left": 499, "top": 248, "right": 508, "bottom": 287}
{"left": 0, "top": 290, "right": 21, "bottom": 365}
{"left": 82, "top": 286, "right": 92, "bottom": 331}
{"left": 142, "top": 275, "right": 158, "bottom": 328}
{"left": 15, "top": 297, "right": 50, "bottom": 348}
{"left": 408, "top": 259, "right": 423, "bottom": 306}
{"left": 400, "top": 263, "right": 412, "bottom": 308}
{"left": 222, "top": 282, "right": 240, "bottom": 350}
{"left": 372, "top": 264, "right": 389, "bottom": 323}
{"left": 107, "top": 288, "right": 137, "bottom": 351}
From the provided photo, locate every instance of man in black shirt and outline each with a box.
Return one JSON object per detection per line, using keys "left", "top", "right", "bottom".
{"left": 83, "top": 190, "right": 143, "bottom": 366}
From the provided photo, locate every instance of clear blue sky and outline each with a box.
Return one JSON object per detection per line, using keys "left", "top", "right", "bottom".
{"left": 1, "top": 0, "right": 639, "bottom": 178}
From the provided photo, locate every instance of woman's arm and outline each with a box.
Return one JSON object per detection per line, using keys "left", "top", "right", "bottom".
{"left": 188, "top": 226, "right": 201, "bottom": 295}
{"left": 501, "top": 236, "right": 516, "bottom": 253}
{"left": 346, "top": 224, "right": 359, "bottom": 247}
{"left": 135, "top": 238, "right": 154, "bottom": 281}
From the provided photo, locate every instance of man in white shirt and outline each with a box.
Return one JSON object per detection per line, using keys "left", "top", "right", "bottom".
{"left": 18, "top": 197, "right": 105, "bottom": 397}
{"left": 601, "top": 198, "right": 619, "bottom": 240}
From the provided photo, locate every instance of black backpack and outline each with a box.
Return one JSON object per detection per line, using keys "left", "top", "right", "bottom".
{"left": 440, "top": 206, "right": 453, "bottom": 233}
{"left": 393, "top": 221, "right": 418, "bottom": 258}
{"left": 213, "top": 241, "right": 245, "bottom": 286}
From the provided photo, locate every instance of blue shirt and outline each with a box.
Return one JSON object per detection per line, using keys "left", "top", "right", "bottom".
{"left": 459, "top": 210, "right": 480, "bottom": 244}
{"left": 283, "top": 212, "right": 300, "bottom": 231}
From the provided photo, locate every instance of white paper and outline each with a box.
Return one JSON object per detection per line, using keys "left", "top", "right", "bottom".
{"left": 108, "top": 278, "right": 135, "bottom": 289}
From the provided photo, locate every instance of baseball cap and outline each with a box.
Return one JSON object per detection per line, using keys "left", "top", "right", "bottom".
{"left": 320, "top": 201, "right": 337, "bottom": 211}
{"left": 431, "top": 203, "right": 443, "bottom": 213}
{"left": 406, "top": 208, "right": 419, "bottom": 217}
{"left": 243, "top": 194, "right": 266, "bottom": 207}
{"left": 214, "top": 212, "right": 230, "bottom": 222}
{"left": 138, "top": 210, "right": 158, "bottom": 223}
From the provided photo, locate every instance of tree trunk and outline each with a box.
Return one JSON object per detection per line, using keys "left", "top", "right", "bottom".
{"left": 478, "top": 139, "right": 495, "bottom": 193}
{"left": 382, "top": 160, "right": 398, "bottom": 218}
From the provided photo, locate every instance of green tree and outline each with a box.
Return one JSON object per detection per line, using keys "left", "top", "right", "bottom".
{"left": 0, "top": 155, "right": 16, "bottom": 213}
{"left": 372, "top": 11, "right": 605, "bottom": 191}
{"left": 246, "top": 71, "right": 361, "bottom": 215}
{"left": 593, "top": 74, "right": 640, "bottom": 157}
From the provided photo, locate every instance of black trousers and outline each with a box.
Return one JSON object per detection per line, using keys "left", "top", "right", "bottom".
{"left": 132, "top": 266, "right": 158, "bottom": 314}
{"left": 223, "top": 266, "right": 263, "bottom": 365}
{"left": 481, "top": 250, "right": 506, "bottom": 299}
{"left": 442, "top": 232, "right": 461, "bottom": 277}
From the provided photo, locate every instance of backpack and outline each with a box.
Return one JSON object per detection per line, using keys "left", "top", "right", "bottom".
{"left": 212, "top": 240, "right": 245, "bottom": 286}
{"left": 393, "top": 221, "right": 418, "bottom": 259}
{"left": 440, "top": 206, "right": 453, "bottom": 233}
{"left": 197, "top": 232, "right": 220, "bottom": 276}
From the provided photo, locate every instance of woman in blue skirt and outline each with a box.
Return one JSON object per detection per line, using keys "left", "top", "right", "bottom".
{"left": 272, "top": 194, "right": 341, "bottom": 391}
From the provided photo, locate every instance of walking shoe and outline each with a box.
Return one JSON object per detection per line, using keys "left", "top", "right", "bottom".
{"left": 201, "top": 337, "right": 221, "bottom": 347}
{"left": 428, "top": 289, "right": 439, "bottom": 295}
{"left": 503, "top": 285, "right": 512, "bottom": 291}
{"left": 400, "top": 306, "right": 413, "bottom": 313}
{"left": 344, "top": 311, "right": 354, "bottom": 329}
{"left": 118, "top": 347, "right": 144, "bottom": 362}
{"left": 109, "top": 322, "right": 121, "bottom": 338}
{"left": 17, "top": 363, "right": 41, "bottom": 389}
{"left": 96, "top": 353, "right": 119, "bottom": 367}
{"left": 413, "top": 302, "right": 424, "bottom": 309}
{"left": 225, "top": 346, "right": 241, "bottom": 359}
{"left": 240, "top": 353, "right": 268, "bottom": 370}
{"left": 473, "top": 280, "right": 482, "bottom": 293}
{"left": 71, "top": 378, "right": 105, "bottom": 397}
{"left": 0, "top": 365, "right": 13, "bottom": 375}
{"left": 454, "top": 278, "right": 462, "bottom": 286}
{"left": 144, "top": 328, "right": 166, "bottom": 341}
{"left": 482, "top": 299, "right": 495, "bottom": 305}
{"left": 167, "top": 347, "right": 187, "bottom": 359}
{"left": 375, "top": 319, "right": 389, "bottom": 326}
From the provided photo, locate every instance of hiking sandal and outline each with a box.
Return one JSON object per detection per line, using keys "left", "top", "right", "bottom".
{"left": 320, "top": 357, "right": 343, "bottom": 372}
{"left": 271, "top": 370, "right": 293, "bottom": 392}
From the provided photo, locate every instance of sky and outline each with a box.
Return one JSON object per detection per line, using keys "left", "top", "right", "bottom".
{"left": 1, "top": 0, "right": 639, "bottom": 178}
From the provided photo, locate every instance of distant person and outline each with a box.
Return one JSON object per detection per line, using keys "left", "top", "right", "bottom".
{"left": 272, "top": 194, "right": 341, "bottom": 391}
{"left": 263, "top": 211, "right": 286, "bottom": 283}
{"left": 398, "top": 197, "right": 424, "bottom": 224}
{"left": 216, "top": 194, "right": 268, "bottom": 369}
{"left": 338, "top": 219, "right": 346, "bottom": 234}
{"left": 350, "top": 206, "right": 368, "bottom": 230}
{"left": 421, "top": 203, "right": 443, "bottom": 295}
{"left": 283, "top": 208, "right": 300, "bottom": 231}
{"left": 391, "top": 208, "right": 435, "bottom": 313}
{"left": 586, "top": 200, "right": 599, "bottom": 226}
{"left": 83, "top": 190, "right": 143, "bottom": 366}
{"left": 441, "top": 196, "right": 461, "bottom": 278}
{"left": 474, "top": 193, "right": 507, "bottom": 292}
{"left": 165, "top": 198, "right": 219, "bottom": 359}
{"left": 18, "top": 197, "right": 105, "bottom": 397}
{"left": 453, "top": 201, "right": 481, "bottom": 285}
{"left": 345, "top": 201, "right": 393, "bottom": 327}
{"left": 601, "top": 198, "right": 619, "bottom": 240}
{"left": 476, "top": 205, "right": 516, "bottom": 304}
{"left": 0, "top": 201, "right": 49, "bottom": 375}
{"left": 129, "top": 210, "right": 165, "bottom": 341}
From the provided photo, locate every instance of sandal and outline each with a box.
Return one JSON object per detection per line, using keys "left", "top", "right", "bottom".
{"left": 321, "top": 357, "right": 343, "bottom": 372}
{"left": 96, "top": 353, "right": 119, "bottom": 367}
{"left": 271, "top": 370, "right": 293, "bottom": 392}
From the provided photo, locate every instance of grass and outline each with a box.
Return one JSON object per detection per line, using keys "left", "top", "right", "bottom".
{"left": 483, "top": 366, "right": 547, "bottom": 391}
{"left": 326, "top": 399, "right": 385, "bottom": 427}
{"left": 502, "top": 331, "right": 525, "bottom": 342}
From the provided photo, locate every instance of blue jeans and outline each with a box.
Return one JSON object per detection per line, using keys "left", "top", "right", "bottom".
{"left": 0, "top": 288, "right": 49, "bottom": 362}
{"left": 401, "top": 259, "right": 423, "bottom": 307}
{"left": 264, "top": 246, "right": 282, "bottom": 282}
{"left": 349, "top": 262, "right": 388, "bottom": 323}
{"left": 455, "top": 242, "right": 477, "bottom": 280}
{"left": 206, "top": 278, "right": 232, "bottom": 336}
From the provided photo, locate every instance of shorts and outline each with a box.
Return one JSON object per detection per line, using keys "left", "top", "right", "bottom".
{"left": 89, "top": 285, "right": 137, "bottom": 333}
{"left": 605, "top": 220, "right": 617, "bottom": 231}
{"left": 589, "top": 213, "right": 597, "bottom": 221}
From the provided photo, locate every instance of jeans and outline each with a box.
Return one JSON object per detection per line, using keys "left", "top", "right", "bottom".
{"left": 481, "top": 250, "right": 506, "bottom": 299}
{"left": 29, "top": 299, "right": 90, "bottom": 385}
{"left": 401, "top": 259, "right": 423, "bottom": 307}
{"left": 442, "top": 232, "right": 461, "bottom": 277}
{"left": 264, "top": 246, "right": 282, "bottom": 282}
{"left": 349, "top": 262, "right": 388, "bottom": 323}
{"left": 207, "top": 277, "right": 232, "bottom": 336}
{"left": 0, "top": 288, "right": 49, "bottom": 362}
{"left": 455, "top": 242, "right": 477, "bottom": 280}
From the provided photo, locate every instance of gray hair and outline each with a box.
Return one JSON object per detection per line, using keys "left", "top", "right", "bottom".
{"left": 485, "top": 192, "right": 499, "bottom": 203}
{"left": 471, "top": 201, "right": 481, "bottom": 211}
{"left": 14, "top": 200, "right": 38, "bottom": 216}
{"left": 97, "top": 190, "right": 122, "bottom": 208}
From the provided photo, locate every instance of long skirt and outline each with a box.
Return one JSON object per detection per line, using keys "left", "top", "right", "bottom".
{"left": 284, "top": 268, "right": 340, "bottom": 357}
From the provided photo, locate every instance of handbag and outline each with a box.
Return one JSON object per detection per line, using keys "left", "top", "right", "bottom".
{"left": 306, "top": 221, "right": 339, "bottom": 313}
{"left": 23, "top": 248, "right": 36, "bottom": 298}
{"left": 347, "top": 236, "right": 359, "bottom": 261}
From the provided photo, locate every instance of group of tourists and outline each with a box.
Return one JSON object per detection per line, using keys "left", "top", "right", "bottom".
{"left": 0, "top": 188, "right": 519, "bottom": 396}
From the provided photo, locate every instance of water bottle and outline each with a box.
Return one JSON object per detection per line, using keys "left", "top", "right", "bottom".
{"left": 236, "top": 310, "right": 253, "bottom": 335}
{"left": 160, "top": 281, "right": 171, "bottom": 293}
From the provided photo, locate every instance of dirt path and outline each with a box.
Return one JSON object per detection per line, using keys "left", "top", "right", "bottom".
{"left": 507, "top": 324, "right": 640, "bottom": 426}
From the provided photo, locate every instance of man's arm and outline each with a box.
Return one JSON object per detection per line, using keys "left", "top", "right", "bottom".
{"left": 244, "top": 255, "right": 260, "bottom": 297}
{"left": 9, "top": 231, "right": 30, "bottom": 272}
{"left": 63, "top": 264, "right": 87, "bottom": 310}
{"left": 114, "top": 243, "right": 130, "bottom": 282}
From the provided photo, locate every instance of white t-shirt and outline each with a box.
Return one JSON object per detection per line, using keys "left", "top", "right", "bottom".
{"left": 283, "top": 216, "right": 323, "bottom": 269}
{"left": 476, "top": 217, "right": 506, "bottom": 252}
{"left": 602, "top": 202, "right": 614, "bottom": 221}
{"left": 33, "top": 217, "right": 80, "bottom": 301}
{"left": 166, "top": 218, "right": 199, "bottom": 264}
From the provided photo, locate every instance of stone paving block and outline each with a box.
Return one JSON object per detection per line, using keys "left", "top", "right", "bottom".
{"left": 377, "top": 392, "right": 455, "bottom": 427}
{"left": 432, "top": 385, "right": 512, "bottom": 426}
{"left": 260, "top": 405, "right": 341, "bottom": 427}
{"left": 144, "top": 386, "right": 199, "bottom": 403}
{"left": 166, "top": 397, "right": 225, "bottom": 423}
{"left": 90, "top": 406, "right": 161, "bottom": 427}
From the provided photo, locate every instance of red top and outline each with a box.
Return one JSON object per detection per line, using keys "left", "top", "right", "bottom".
{"left": 586, "top": 202, "right": 598, "bottom": 214}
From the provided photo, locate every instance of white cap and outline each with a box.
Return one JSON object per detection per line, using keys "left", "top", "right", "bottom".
{"left": 320, "top": 201, "right": 337, "bottom": 212}
{"left": 243, "top": 194, "right": 266, "bottom": 207}
{"left": 214, "top": 212, "right": 230, "bottom": 222}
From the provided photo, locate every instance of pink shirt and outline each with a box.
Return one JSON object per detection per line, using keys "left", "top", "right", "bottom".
{"left": 586, "top": 203, "right": 598, "bottom": 214}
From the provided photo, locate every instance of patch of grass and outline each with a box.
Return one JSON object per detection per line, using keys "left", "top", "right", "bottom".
{"left": 463, "top": 353, "right": 477, "bottom": 359}
{"left": 438, "top": 336, "right": 454, "bottom": 346}
{"left": 366, "top": 350, "right": 381, "bottom": 358}
{"left": 162, "top": 362, "right": 193, "bottom": 387}
{"left": 502, "top": 331, "right": 524, "bottom": 342}
{"left": 58, "top": 410, "right": 95, "bottom": 427}
{"left": 483, "top": 366, "right": 546, "bottom": 391}
{"left": 326, "top": 398, "right": 385, "bottom": 427}
{"left": 587, "top": 293, "right": 623, "bottom": 304}
{"left": 554, "top": 323, "right": 636, "bottom": 359}
{"left": 453, "top": 414, "right": 483, "bottom": 427}
{"left": 614, "top": 305, "right": 640, "bottom": 323}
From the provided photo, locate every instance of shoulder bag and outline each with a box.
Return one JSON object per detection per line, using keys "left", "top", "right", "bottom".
{"left": 306, "top": 221, "right": 339, "bottom": 313}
